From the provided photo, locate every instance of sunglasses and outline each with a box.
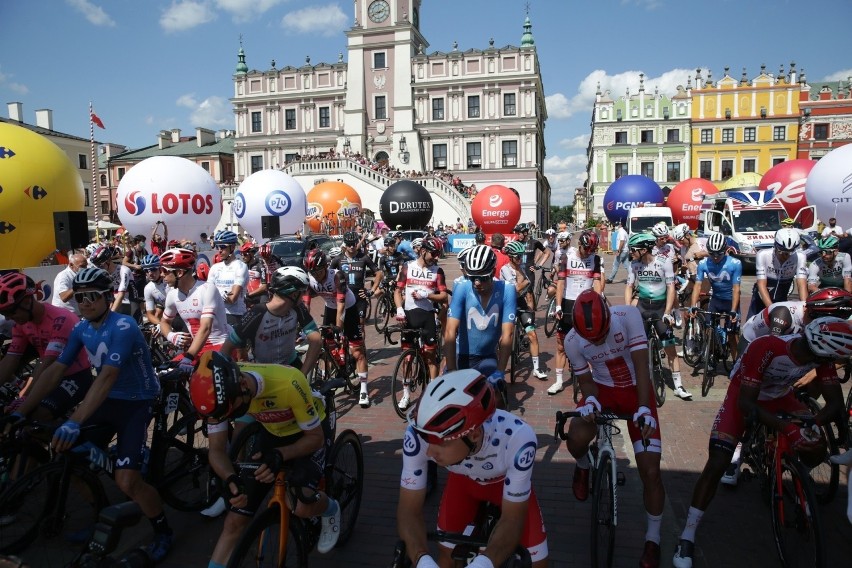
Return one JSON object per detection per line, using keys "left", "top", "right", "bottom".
{"left": 162, "top": 268, "right": 180, "bottom": 275}
{"left": 467, "top": 275, "right": 492, "bottom": 283}
{"left": 628, "top": 247, "right": 644, "bottom": 254}
{"left": 74, "top": 290, "right": 109, "bottom": 304}
{"left": 710, "top": 251, "right": 726, "bottom": 258}
{"left": 821, "top": 249, "right": 837, "bottom": 254}
{"left": 216, "top": 244, "right": 232, "bottom": 250}
{"left": 144, "top": 267, "right": 161, "bottom": 273}
{"left": 412, "top": 427, "right": 443, "bottom": 446}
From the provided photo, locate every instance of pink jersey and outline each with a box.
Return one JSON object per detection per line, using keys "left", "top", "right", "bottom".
{"left": 8, "top": 303, "right": 90, "bottom": 375}
{"left": 163, "top": 281, "right": 229, "bottom": 346}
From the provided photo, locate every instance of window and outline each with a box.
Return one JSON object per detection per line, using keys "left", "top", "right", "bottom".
{"left": 432, "top": 98, "right": 444, "bottom": 120}
{"left": 373, "top": 52, "right": 386, "bottom": 69}
{"left": 319, "top": 107, "right": 330, "bottom": 128}
{"left": 722, "top": 128, "right": 734, "bottom": 143}
{"left": 250, "top": 156, "right": 263, "bottom": 174}
{"left": 614, "top": 162, "right": 628, "bottom": 178}
{"left": 701, "top": 129, "right": 712, "bottom": 143}
{"left": 743, "top": 127, "right": 756, "bottom": 142}
{"left": 251, "top": 111, "right": 262, "bottom": 133}
{"left": 615, "top": 131, "right": 627, "bottom": 144}
{"left": 503, "top": 93, "right": 516, "bottom": 116}
{"left": 375, "top": 96, "right": 387, "bottom": 120}
{"left": 773, "top": 158, "right": 785, "bottom": 167}
{"left": 773, "top": 126, "right": 786, "bottom": 141}
{"left": 699, "top": 161, "right": 712, "bottom": 180}
{"left": 502, "top": 140, "right": 517, "bottom": 167}
{"left": 666, "top": 162, "right": 681, "bottom": 182}
{"left": 432, "top": 144, "right": 448, "bottom": 169}
{"left": 99, "top": 174, "right": 107, "bottom": 186}
{"left": 641, "top": 162, "right": 654, "bottom": 178}
{"left": 84, "top": 189, "right": 90, "bottom": 207}
{"left": 721, "top": 160, "right": 733, "bottom": 179}
{"left": 117, "top": 167, "right": 126, "bottom": 181}
{"left": 467, "top": 142, "right": 482, "bottom": 168}
{"left": 201, "top": 161, "right": 210, "bottom": 172}
{"left": 640, "top": 129, "right": 653, "bottom": 143}
{"left": 468, "top": 96, "right": 480, "bottom": 118}
{"left": 666, "top": 129, "right": 679, "bottom": 143}
{"left": 814, "top": 124, "right": 829, "bottom": 140}
{"left": 285, "top": 109, "right": 296, "bottom": 130}
{"left": 100, "top": 200, "right": 109, "bottom": 214}
{"left": 285, "top": 153, "right": 298, "bottom": 164}
{"left": 78, "top": 154, "right": 87, "bottom": 169}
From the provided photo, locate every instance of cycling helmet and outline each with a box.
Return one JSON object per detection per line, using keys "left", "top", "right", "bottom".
{"left": 766, "top": 305, "right": 795, "bottom": 336}
{"left": 328, "top": 246, "right": 342, "bottom": 258}
{"left": 804, "top": 317, "right": 852, "bottom": 359}
{"left": 572, "top": 289, "right": 611, "bottom": 343}
{"left": 85, "top": 243, "right": 100, "bottom": 257}
{"left": 475, "top": 232, "right": 486, "bottom": 244}
{"left": 706, "top": 232, "right": 728, "bottom": 254}
{"left": 0, "top": 273, "right": 36, "bottom": 311}
{"left": 166, "top": 239, "right": 182, "bottom": 249}
{"left": 411, "top": 238, "right": 424, "bottom": 249}
{"left": 343, "top": 232, "right": 358, "bottom": 246}
{"left": 421, "top": 237, "right": 442, "bottom": 254}
{"left": 90, "top": 245, "right": 119, "bottom": 267}
{"left": 72, "top": 267, "right": 113, "bottom": 292}
{"left": 196, "top": 263, "right": 209, "bottom": 281}
{"left": 240, "top": 242, "right": 257, "bottom": 255}
{"left": 781, "top": 217, "right": 796, "bottom": 227}
{"left": 408, "top": 369, "right": 496, "bottom": 443}
{"left": 504, "top": 240, "right": 525, "bottom": 258}
{"left": 817, "top": 236, "right": 840, "bottom": 251}
{"left": 384, "top": 236, "right": 397, "bottom": 246}
{"left": 212, "top": 230, "right": 238, "bottom": 245}
{"left": 672, "top": 223, "right": 691, "bottom": 241}
{"left": 651, "top": 222, "right": 669, "bottom": 238}
{"left": 545, "top": 228, "right": 556, "bottom": 236}
{"left": 159, "top": 248, "right": 197, "bottom": 270}
{"left": 189, "top": 351, "right": 247, "bottom": 420}
{"left": 557, "top": 231, "right": 570, "bottom": 242}
{"left": 303, "top": 249, "right": 328, "bottom": 272}
{"left": 140, "top": 254, "right": 161, "bottom": 270}
{"left": 774, "top": 228, "right": 800, "bottom": 252}
{"left": 578, "top": 230, "right": 600, "bottom": 253}
{"left": 805, "top": 287, "right": 852, "bottom": 320}
{"left": 628, "top": 232, "right": 655, "bottom": 250}
{"left": 457, "top": 246, "right": 472, "bottom": 271}
{"left": 513, "top": 224, "right": 529, "bottom": 234}
{"left": 269, "top": 266, "right": 310, "bottom": 297}
{"left": 464, "top": 245, "right": 496, "bottom": 277}
{"left": 258, "top": 243, "right": 273, "bottom": 259}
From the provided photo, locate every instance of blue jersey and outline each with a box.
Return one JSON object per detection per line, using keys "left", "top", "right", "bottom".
{"left": 59, "top": 311, "right": 159, "bottom": 400}
{"left": 396, "top": 240, "right": 418, "bottom": 261}
{"left": 695, "top": 255, "right": 742, "bottom": 301}
{"left": 447, "top": 279, "right": 516, "bottom": 357}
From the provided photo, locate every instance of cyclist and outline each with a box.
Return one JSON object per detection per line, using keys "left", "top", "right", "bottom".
{"left": 625, "top": 232, "right": 690, "bottom": 399}
{"left": 672, "top": 317, "right": 852, "bottom": 568}
{"left": 741, "top": 287, "right": 852, "bottom": 344}
{"left": 24, "top": 267, "right": 173, "bottom": 561}
{"left": 547, "top": 230, "right": 604, "bottom": 395}
{"left": 513, "top": 224, "right": 551, "bottom": 309}
{"left": 490, "top": 233, "right": 510, "bottom": 277}
{"left": 376, "top": 234, "right": 405, "bottom": 297}
{"left": 651, "top": 222, "right": 678, "bottom": 265}
{"left": 542, "top": 228, "right": 558, "bottom": 266}
{"left": 563, "top": 290, "right": 665, "bottom": 568}
{"left": 189, "top": 351, "right": 339, "bottom": 568}
{"left": 51, "top": 252, "right": 88, "bottom": 314}
{"left": 330, "top": 231, "right": 383, "bottom": 327}
{"left": 397, "top": 369, "right": 549, "bottom": 568}
{"left": 395, "top": 232, "right": 419, "bottom": 261}
{"left": 688, "top": 232, "right": 743, "bottom": 362}
{"left": 302, "top": 249, "right": 369, "bottom": 406}
{"left": 207, "top": 230, "right": 249, "bottom": 327}
{"left": 500, "top": 241, "right": 548, "bottom": 380}
{"left": 91, "top": 245, "right": 135, "bottom": 317}
{"left": 807, "top": 235, "right": 852, "bottom": 293}
{"left": 746, "top": 228, "right": 808, "bottom": 319}
{"left": 240, "top": 242, "right": 270, "bottom": 310}
{"left": 141, "top": 254, "right": 168, "bottom": 325}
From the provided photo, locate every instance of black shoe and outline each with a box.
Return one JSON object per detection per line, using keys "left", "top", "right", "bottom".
{"left": 605, "top": 279, "right": 613, "bottom": 284}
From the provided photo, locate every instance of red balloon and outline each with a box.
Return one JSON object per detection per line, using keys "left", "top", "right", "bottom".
{"left": 471, "top": 185, "right": 521, "bottom": 233}
{"left": 759, "top": 159, "right": 817, "bottom": 227}
{"left": 667, "top": 178, "right": 719, "bottom": 229}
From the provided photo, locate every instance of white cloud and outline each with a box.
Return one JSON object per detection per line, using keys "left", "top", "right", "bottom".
{"left": 189, "top": 96, "right": 232, "bottom": 128}
{"left": 160, "top": 0, "right": 217, "bottom": 32}
{"left": 823, "top": 68, "right": 852, "bottom": 81}
{"left": 216, "top": 0, "right": 288, "bottom": 23}
{"left": 176, "top": 94, "right": 199, "bottom": 108}
{"left": 559, "top": 134, "right": 589, "bottom": 150}
{"left": 0, "top": 67, "right": 28, "bottom": 95}
{"left": 544, "top": 154, "right": 588, "bottom": 206}
{"left": 66, "top": 0, "right": 116, "bottom": 26}
{"left": 282, "top": 4, "right": 348, "bottom": 37}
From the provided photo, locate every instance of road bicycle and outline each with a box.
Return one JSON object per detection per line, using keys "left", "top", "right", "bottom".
{"left": 543, "top": 296, "right": 559, "bottom": 338}
{"left": 310, "top": 325, "right": 359, "bottom": 393}
{"left": 509, "top": 310, "right": 533, "bottom": 384}
{"left": 691, "top": 309, "right": 735, "bottom": 397}
{"left": 534, "top": 266, "right": 554, "bottom": 310}
{"left": 642, "top": 316, "right": 666, "bottom": 408}
{"left": 372, "top": 279, "right": 397, "bottom": 334}
{"left": 795, "top": 391, "right": 841, "bottom": 505}
{"left": 680, "top": 295, "right": 709, "bottom": 371}
{"left": 387, "top": 326, "right": 435, "bottom": 420}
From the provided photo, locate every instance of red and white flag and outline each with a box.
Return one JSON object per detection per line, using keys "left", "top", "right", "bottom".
{"left": 90, "top": 112, "right": 105, "bottom": 129}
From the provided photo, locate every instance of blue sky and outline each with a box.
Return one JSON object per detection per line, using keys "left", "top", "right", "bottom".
{"left": 1, "top": 0, "right": 850, "bottom": 205}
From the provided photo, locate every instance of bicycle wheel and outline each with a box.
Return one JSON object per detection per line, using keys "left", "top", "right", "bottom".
{"left": 152, "top": 410, "right": 215, "bottom": 511}
{"left": 572, "top": 369, "right": 581, "bottom": 404}
{"left": 590, "top": 454, "right": 615, "bottom": 568}
{"left": 682, "top": 316, "right": 704, "bottom": 368}
{"left": 701, "top": 330, "right": 715, "bottom": 398}
{"left": 391, "top": 350, "right": 427, "bottom": 420}
{"left": 649, "top": 336, "right": 666, "bottom": 407}
{"left": 227, "top": 504, "right": 308, "bottom": 568}
{"left": 544, "top": 298, "right": 557, "bottom": 338}
{"left": 309, "top": 351, "right": 339, "bottom": 390}
{"left": 0, "top": 460, "right": 107, "bottom": 562}
{"left": 510, "top": 326, "right": 520, "bottom": 384}
{"left": 374, "top": 296, "right": 391, "bottom": 334}
{"left": 802, "top": 397, "right": 840, "bottom": 504}
{"left": 326, "top": 429, "right": 363, "bottom": 547}
{"left": 534, "top": 274, "right": 544, "bottom": 309}
{"left": 770, "top": 458, "right": 824, "bottom": 568}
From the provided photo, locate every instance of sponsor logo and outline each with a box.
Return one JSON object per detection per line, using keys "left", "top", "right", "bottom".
{"left": 213, "top": 368, "right": 227, "bottom": 405}
{"left": 843, "top": 172, "right": 852, "bottom": 194}
{"left": 129, "top": 192, "right": 215, "bottom": 216}
{"left": 514, "top": 441, "right": 536, "bottom": 471}
{"left": 0, "top": 146, "right": 16, "bottom": 159}
{"left": 388, "top": 201, "right": 432, "bottom": 214}
{"left": 467, "top": 305, "right": 500, "bottom": 331}
{"left": 233, "top": 193, "right": 246, "bottom": 218}
{"left": 25, "top": 185, "right": 48, "bottom": 200}
{"left": 765, "top": 179, "right": 807, "bottom": 206}
{"left": 614, "top": 332, "right": 623, "bottom": 343}
{"left": 608, "top": 201, "right": 655, "bottom": 212}
{"left": 307, "top": 202, "right": 323, "bottom": 218}
{"left": 265, "top": 190, "right": 292, "bottom": 216}
{"left": 125, "top": 191, "right": 146, "bottom": 216}
{"left": 482, "top": 209, "right": 511, "bottom": 218}
{"left": 489, "top": 194, "right": 503, "bottom": 207}
{"left": 691, "top": 187, "right": 705, "bottom": 201}
{"left": 403, "top": 428, "right": 421, "bottom": 456}
{"left": 337, "top": 197, "right": 360, "bottom": 216}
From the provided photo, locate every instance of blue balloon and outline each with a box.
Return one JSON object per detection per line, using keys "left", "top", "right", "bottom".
{"left": 602, "top": 176, "right": 664, "bottom": 224}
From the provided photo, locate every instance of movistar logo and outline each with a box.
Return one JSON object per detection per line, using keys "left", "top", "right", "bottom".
{"left": 467, "top": 305, "right": 499, "bottom": 330}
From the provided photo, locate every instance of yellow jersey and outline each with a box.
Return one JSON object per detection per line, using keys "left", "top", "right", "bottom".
{"left": 239, "top": 363, "right": 325, "bottom": 438}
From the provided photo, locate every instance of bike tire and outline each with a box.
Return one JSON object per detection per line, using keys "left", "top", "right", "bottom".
{"left": 770, "top": 458, "right": 825, "bottom": 568}
{"left": 681, "top": 317, "right": 704, "bottom": 368}
{"left": 544, "top": 298, "right": 557, "bottom": 338}
{"left": 701, "top": 330, "right": 715, "bottom": 398}
{"left": 802, "top": 397, "right": 840, "bottom": 504}
{"left": 153, "top": 410, "right": 216, "bottom": 512}
{"left": 374, "top": 296, "right": 390, "bottom": 334}
{"left": 326, "top": 430, "right": 364, "bottom": 547}
{"left": 590, "top": 454, "right": 615, "bottom": 568}
{"left": 572, "top": 369, "right": 581, "bottom": 404}
{"left": 649, "top": 337, "right": 666, "bottom": 407}
{"left": 391, "top": 350, "right": 427, "bottom": 420}
{"left": 226, "top": 504, "right": 309, "bottom": 568}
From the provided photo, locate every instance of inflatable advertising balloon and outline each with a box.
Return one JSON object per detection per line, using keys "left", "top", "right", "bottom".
{"left": 233, "top": 170, "right": 307, "bottom": 242}
{"left": 305, "top": 181, "right": 362, "bottom": 233}
{"left": 721, "top": 172, "right": 762, "bottom": 191}
{"left": 471, "top": 185, "right": 521, "bottom": 233}
{"left": 805, "top": 144, "right": 852, "bottom": 230}
{"left": 760, "top": 159, "right": 817, "bottom": 227}
{"left": 380, "top": 180, "right": 433, "bottom": 230}
{"left": 603, "top": 175, "right": 664, "bottom": 225}
{"left": 117, "top": 156, "right": 222, "bottom": 242}
{"left": 667, "top": 178, "right": 719, "bottom": 229}
{"left": 0, "top": 122, "right": 85, "bottom": 269}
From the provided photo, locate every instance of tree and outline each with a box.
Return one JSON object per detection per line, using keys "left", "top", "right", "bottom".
{"left": 549, "top": 205, "right": 574, "bottom": 225}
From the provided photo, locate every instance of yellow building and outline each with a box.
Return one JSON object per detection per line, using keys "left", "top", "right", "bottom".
{"left": 690, "top": 64, "right": 801, "bottom": 188}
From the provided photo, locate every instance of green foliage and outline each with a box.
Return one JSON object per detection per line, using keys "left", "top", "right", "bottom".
{"left": 549, "top": 205, "right": 574, "bottom": 224}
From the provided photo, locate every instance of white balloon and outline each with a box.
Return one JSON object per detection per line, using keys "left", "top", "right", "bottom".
{"left": 233, "top": 170, "right": 307, "bottom": 243}
{"left": 116, "top": 156, "right": 223, "bottom": 241}
{"left": 805, "top": 144, "right": 852, "bottom": 229}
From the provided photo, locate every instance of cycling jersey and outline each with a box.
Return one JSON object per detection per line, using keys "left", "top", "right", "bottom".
{"left": 208, "top": 258, "right": 249, "bottom": 316}
{"left": 627, "top": 256, "right": 674, "bottom": 301}
{"left": 163, "top": 281, "right": 230, "bottom": 346}
{"left": 9, "top": 303, "right": 89, "bottom": 375}
{"left": 807, "top": 253, "right": 852, "bottom": 289}
{"left": 330, "top": 252, "right": 379, "bottom": 292}
{"left": 378, "top": 251, "right": 406, "bottom": 281}
{"left": 448, "top": 279, "right": 515, "bottom": 358}
{"left": 397, "top": 240, "right": 418, "bottom": 260}
{"left": 228, "top": 303, "right": 318, "bottom": 365}
{"left": 754, "top": 248, "right": 807, "bottom": 300}
{"left": 499, "top": 264, "right": 533, "bottom": 315}
{"left": 239, "top": 363, "right": 325, "bottom": 437}
{"left": 305, "top": 269, "right": 356, "bottom": 310}
{"left": 652, "top": 242, "right": 678, "bottom": 264}
{"left": 143, "top": 279, "right": 168, "bottom": 312}
{"left": 519, "top": 238, "right": 545, "bottom": 274}
{"left": 558, "top": 249, "right": 602, "bottom": 301}
{"left": 245, "top": 256, "right": 270, "bottom": 306}
{"left": 397, "top": 260, "right": 447, "bottom": 312}
{"left": 110, "top": 264, "right": 133, "bottom": 305}
{"left": 58, "top": 311, "right": 160, "bottom": 400}
{"left": 740, "top": 301, "right": 805, "bottom": 343}
{"left": 695, "top": 255, "right": 743, "bottom": 301}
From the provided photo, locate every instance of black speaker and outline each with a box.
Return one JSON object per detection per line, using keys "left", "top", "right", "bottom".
{"left": 261, "top": 215, "right": 280, "bottom": 239}
{"left": 54, "top": 211, "right": 90, "bottom": 250}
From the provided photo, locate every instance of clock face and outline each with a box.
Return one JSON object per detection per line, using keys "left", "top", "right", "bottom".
{"left": 368, "top": 0, "right": 390, "bottom": 23}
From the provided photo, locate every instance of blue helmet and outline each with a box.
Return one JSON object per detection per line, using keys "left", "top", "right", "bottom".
{"left": 213, "top": 230, "right": 239, "bottom": 245}
{"left": 140, "top": 254, "right": 161, "bottom": 270}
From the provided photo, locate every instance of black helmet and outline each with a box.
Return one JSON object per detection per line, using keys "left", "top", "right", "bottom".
{"left": 343, "top": 232, "right": 358, "bottom": 246}
{"left": 475, "top": 232, "right": 486, "bottom": 244}
{"left": 269, "top": 267, "right": 310, "bottom": 297}
{"left": 73, "top": 267, "right": 113, "bottom": 292}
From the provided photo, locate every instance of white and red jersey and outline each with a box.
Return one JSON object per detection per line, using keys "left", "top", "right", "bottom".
{"left": 163, "top": 281, "right": 229, "bottom": 346}
{"left": 397, "top": 260, "right": 447, "bottom": 311}
{"left": 111, "top": 264, "right": 133, "bottom": 305}
{"left": 741, "top": 301, "right": 806, "bottom": 343}
{"left": 306, "top": 268, "right": 355, "bottom": 310}
{"left": 731, "top": 334, "right": 839, "bottom": 401}
{"left": 558, "top": 249, "right": 602, "bottom": 301}
{"left": 652, "top": 241, "right": 678, "bottom": 264}
{"left": 564, "top": 305, "right": 647, "bottom": 388}
{"left": 208, "top": 258, "right": 249, "bottom": 316}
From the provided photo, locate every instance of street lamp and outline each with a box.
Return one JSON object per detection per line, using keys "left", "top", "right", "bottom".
{"left": 343, "top": 136, "right": 351, "bottom": 154}
{"left": 398, "top": 135, "right": 410, "bottom": 164}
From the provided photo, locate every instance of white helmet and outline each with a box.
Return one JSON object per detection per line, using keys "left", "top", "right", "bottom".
{"left": 672, "top": 223, "right": 691, "bottom": 241}
{"left": 651, "top": 222, "right": 669, "bottom": 238}
{"left": 465, "top": 245, "right": 496, "bottom": 277}
{"left": 85, "top": 243, "right": 100, "bottom": 257}
{"left": 412, "top": 238, "right": 424, "bottom": 248}
{"left": 328, "top": 246, "right": 342, "bottom": 258}
{"left": 804, "top": 317, "right": 852, "bottom": 358}
{"left": 706, "top": 232, "right": 727, "bottom": 254}
{"left": 557, "top": 231, "right": 570, "bottom": 242}
{"left": 774, "top": 228, "right": 800, "bottom": 252}
{"left": 545, "top": 228, "right": 556, "bottom": 236}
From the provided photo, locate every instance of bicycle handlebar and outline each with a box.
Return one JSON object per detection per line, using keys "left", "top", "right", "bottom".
{"left": 554, "top": 410, "right": 649, "bottom": 449}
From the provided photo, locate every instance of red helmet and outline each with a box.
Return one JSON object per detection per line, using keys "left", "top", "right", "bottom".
{"left": 805, "top": 287, "right": 852, "bottom": 320}
{"left": 159, "top": 248, "right": 197, "bottom": 270}
{"left": 303, "top": 249, "right": 328, "bottom": 272}
{"left": 166, "top": 239, "right": 182, "bottom": 249}
{"left": 258, "top": 243, "right": 273, "bottom": 259}
{"left": 420, "top": 236, "right": 443, "bottom": 254}
{"left": 0, "top": 272, "right": 37, "bottom": 312}
{"left": 572, "top": 289, "right": 611, "bottom": 343}
{"left": 196, "top": 263, "right": 209, "bottom": 281}
{"left": 578, "top": 230, "right": 600, "bottom": 253}
{"left": 189, "top": 351, "right": 246, "bottom": 420}
{"left": 409, "top": 369, "right": 496, "bottom": 444}
{"left": 240, "top": 242, "right": 257, "bottom": 255}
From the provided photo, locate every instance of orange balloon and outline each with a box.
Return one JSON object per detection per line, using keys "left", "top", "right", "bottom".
{"left": 305, "top": 181, "right": 362, "bottom": 232}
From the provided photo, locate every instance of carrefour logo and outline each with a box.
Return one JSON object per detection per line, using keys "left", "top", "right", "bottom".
{"left": 125, "top": 191, "right": 146, "bottom": 216}
{"left": 265, "top": 190, "right": 292, "bottom": 216}
{"left": 489, "top": 194, "right": 503, "bottom": 208}
{"left": 233, "top": 193, "right": 246, "bottom": 219}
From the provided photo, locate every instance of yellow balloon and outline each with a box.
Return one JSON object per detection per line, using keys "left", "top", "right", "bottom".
{"left": 0, "top": 122, "right": 85, "bottom": 269}
{"left": 721, "top": 172, "right": 763, "bottom": 191}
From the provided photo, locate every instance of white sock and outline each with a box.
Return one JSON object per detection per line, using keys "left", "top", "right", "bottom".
{"left": 532, "top": 356, "right": 540, "bottom": 370}
{"left": 576, "top": 454, "right": 590, "bottom": 469}
{"left": 680, "top": 506, "right": 704, "bottom": 542}
{"left": 403, "top": 386, "right": 411, "bottom": 397}
{"left": 358, "top": 373, "right": 368, "bottom": 394}
{"left": 555, "top": 369, "right": 564, "bottom": 383}
{"left": 731, "top": 442, "right": 742, "bottom": 464}
{"left": 646, "top": 513, "right": 662, "bottom": 544}
{"left": 672, "top": 372, "right": 682, "bottom": 388}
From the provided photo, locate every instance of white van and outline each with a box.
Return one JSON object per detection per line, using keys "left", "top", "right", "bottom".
{"left": 626, "top": 206, "right": 674, "bottom": 235}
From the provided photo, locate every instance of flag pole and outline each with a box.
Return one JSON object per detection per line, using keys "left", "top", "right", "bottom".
{"left": 90, "top": 101, "right": 100, "bottom": 244}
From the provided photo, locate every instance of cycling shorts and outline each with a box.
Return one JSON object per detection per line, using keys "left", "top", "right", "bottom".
{"left": 517, "top": 309, "right": 536, "bottom": 334}
{"left": 705, "top": 296, "right": 740, "bottom": 334}
{"left": 637, "top": 299, "right": 675, "bottom": 346}
{"left": 456, "top": 355, "right": 498, "bottom": 377}
{"left": 578, "top": 384, "right": 662, "bottom": 454}
{"left": 354, "top": 297, "right": 369, "bottom": 321}
{"left": 322, "top": 305, "right": 363, "bottom": 345}
{"left": 404, "top": 308, "right": 438, "bottom": 348}
{"left": 557, "top": 299, "right": 576, "bottom": 339}
{"left": 82, "top": 398, "right": 154, "bottom": 471}
{"left": 437, "top": 472, "right": 548, "bottom": 562}
{"left": 38, "top": 368, "right": 94, "bottom": 418}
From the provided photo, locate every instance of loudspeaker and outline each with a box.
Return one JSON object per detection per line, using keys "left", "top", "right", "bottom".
{"left": 261, "top": 215, "right": 280, "bottom": 239}
{"left": 54, "top": 211, "right": 90, "bottom": 250}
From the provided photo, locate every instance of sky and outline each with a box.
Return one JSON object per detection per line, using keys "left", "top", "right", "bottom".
{"left": 1, "top": 0, "right": 851, "bottom": 206}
